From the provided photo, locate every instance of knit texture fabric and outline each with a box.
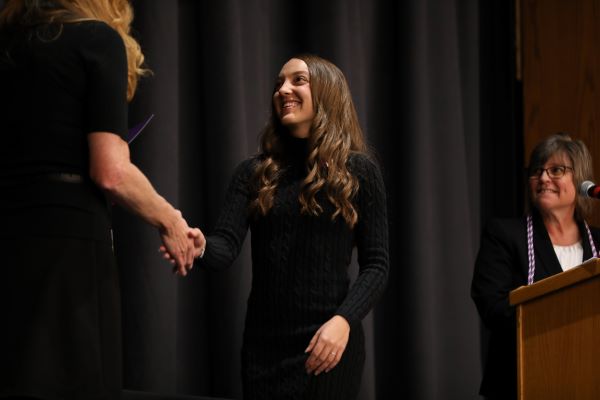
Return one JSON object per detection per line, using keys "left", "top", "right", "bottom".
{"left": 201, "top": 138, "right": 389, "bottom": 400}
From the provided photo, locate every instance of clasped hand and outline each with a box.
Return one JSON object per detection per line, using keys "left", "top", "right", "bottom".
{"left": 158, "top": 210, "right": 205, "bottom": 276}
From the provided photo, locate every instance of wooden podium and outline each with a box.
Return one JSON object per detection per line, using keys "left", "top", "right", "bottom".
{"left": 509, "top": 258, "right": 600, "bottom": 399}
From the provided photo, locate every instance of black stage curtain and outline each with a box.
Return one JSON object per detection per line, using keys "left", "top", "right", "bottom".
{"left": 0, "top": 0, "right": 519, "bottom": 398}
{"left": 114, "top": 1, "right": 491, "bottom": 399}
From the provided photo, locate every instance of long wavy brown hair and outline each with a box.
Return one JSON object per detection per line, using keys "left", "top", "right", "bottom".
{"left": 250, "top": 54, "right": 368, "bottom": 227}
{"left": 0, "top": 0, "right": 148, "bottom": 100}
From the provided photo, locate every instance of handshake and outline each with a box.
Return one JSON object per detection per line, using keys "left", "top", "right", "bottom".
{"left": 157, "top": 209, "right": 206, "bottom": 277}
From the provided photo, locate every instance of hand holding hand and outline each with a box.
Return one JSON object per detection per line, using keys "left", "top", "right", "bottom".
{"left": 158, "top": 210, "right": 195, "bottom": 276}
{"left": 159, "top": 227, "right": 206, "bottom": 272}
{"left": 188, "top": 227, "right": 206, "bottom": 258}
{"left": 304, "top": 315, "right": 350, "bottom": 375}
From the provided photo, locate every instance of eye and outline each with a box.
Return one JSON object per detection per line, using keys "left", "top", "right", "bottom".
{"left": 548, "top": 166, "right": 565, "bottom": 177}
{"left": 530, "top": 167, "right": 543, "bottom": 177}
{"left": 294, "top": 75, "right": 309, "bottom": 84}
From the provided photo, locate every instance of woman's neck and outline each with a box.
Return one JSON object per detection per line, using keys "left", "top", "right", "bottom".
{"left": 281, "top": 133, "right": 309, "bottom": 162}
{"left": 541, "top": 209, "right": 580, "bottom": 246}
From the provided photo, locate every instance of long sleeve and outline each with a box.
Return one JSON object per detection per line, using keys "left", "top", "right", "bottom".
{"left": 200, "top": 158, "right": 255, "bottom": 270}
{"left": 471, "top": 219, "right": 522, "bottom": 330}
{"left": 335, "top": 154, "right": 389, "bottom": 324}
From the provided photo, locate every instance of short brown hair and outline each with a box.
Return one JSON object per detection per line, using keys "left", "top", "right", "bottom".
{"left": 527, "top": 133, "right": 594, "bottom": 220}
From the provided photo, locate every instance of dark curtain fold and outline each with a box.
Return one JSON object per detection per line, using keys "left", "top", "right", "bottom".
{"left": 370, "top": 1, "right": 483, "bottom": 398}
{"left": 114, "top": 0, "right": 486, "bottom": 399}
{"left": 0, "top": 0, "right": 511, "bottom": 398}
{"left": 476, "top": 0, "right": 523, "bottom": 393}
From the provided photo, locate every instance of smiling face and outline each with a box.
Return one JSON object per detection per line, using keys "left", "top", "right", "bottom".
{"left": 529, "top": 152, "right": 578, "bottom": 216}
{"left": 273, "top": 58, "right": 315, "bottom": 138}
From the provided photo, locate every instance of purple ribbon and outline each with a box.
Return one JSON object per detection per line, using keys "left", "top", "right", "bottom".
{"left": 127, "top": 114, "right": 155, "bottom": 144}
{"left": 527, "top": 213, "right": 598, "bottom": 285}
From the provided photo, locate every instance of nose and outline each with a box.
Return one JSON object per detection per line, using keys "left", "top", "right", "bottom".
{"left": 277, "top": 79, "right": 292, "bottom": 95}
{"left": 539, "top": 169, "right": 551, "bottom": 181}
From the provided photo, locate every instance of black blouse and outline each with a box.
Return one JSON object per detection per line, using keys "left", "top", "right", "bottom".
{"left": 0, "top": 20, "right": 128, "bottom": 178}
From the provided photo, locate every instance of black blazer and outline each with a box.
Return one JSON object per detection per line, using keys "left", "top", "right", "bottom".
{"left": 471, "top": 210, "right": 600, "bottom": 399}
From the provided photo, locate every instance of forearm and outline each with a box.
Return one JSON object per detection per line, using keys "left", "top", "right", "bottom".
{"left": 335, "top": 260, "right": 388, "bottom": 324}
{"left": 88, "top": 132, "right": 195, "bottom": 273}
{"left": 101, "top": 161, "right": 181, "bottom": 231}
{"left": 194, "top": 159, "right": 254, "bottom": 270}
{"left": 337, "top": 155, "right": 389, "bottom": 323}
{"left": 198, "top": 232, "right": 242, "bottom": 270}
{"left": 88, "top": 132, "right": 182, "bottom": 231}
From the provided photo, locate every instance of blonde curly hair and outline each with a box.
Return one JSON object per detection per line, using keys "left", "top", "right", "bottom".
{"left": 0, "top": 0, "right": 149, "bottom": 100}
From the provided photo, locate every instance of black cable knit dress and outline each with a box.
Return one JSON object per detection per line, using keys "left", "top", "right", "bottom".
{"left": 201, "top": 137, "right": 389, "bottom": 400}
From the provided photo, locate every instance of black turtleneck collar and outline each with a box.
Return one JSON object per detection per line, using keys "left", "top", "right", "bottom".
{"left": 280, "top": 133, "right": 309, "bottom": 167}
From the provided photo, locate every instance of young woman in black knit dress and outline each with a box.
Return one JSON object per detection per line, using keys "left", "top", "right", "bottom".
{"left": 170, "top": 54, "right": 389, "bottom": 399}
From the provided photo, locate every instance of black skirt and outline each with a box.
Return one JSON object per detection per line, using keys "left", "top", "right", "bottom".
{"left": 0, "top": 180, "right": 121, "bottom": 400}
{"left": 242, "top": 322, "right": 365, "bottom": 400}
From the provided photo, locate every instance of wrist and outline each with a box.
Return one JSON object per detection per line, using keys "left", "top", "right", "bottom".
{"left": 158, "top": 207, "right": 184, "bottom": 233}
{"left": 333, "top": 314, "right": 350, "bottom": 329}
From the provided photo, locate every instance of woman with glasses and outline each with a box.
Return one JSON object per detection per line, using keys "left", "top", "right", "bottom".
{"left": 471, "top": 133, "right": 600, "bottom": 400}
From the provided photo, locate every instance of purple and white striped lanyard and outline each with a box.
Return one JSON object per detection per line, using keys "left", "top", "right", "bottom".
{"left": 526, "top": 214, "right": 598, "bottom": 285}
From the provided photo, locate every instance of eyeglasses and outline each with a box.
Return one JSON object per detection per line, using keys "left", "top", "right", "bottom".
{"left": 529, "top": 165, "right": 574, "bottom": 179}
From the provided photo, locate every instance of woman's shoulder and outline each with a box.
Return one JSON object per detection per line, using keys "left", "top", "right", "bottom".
{"left": 347, "top": 152, "right": 383, "bottom": 181}
{"left": 482, "top": 217, "right": 526, "bottom": 239}
{"left": 235, "top": 155, "right": 260, "bottom": 170}
{"left": 64, "top": 20, "right": 118, "bottom": 36}
{"left": 347, "top": 151, "right": 378, "bottom": 169}
{"left": 62, "top": 20, "right": 124, "bottom": 51}
{"left": 229, "top": 156, "right": 260, "bottom": 180}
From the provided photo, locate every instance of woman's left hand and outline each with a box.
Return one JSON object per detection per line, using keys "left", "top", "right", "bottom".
{"left": 304, "top": 315, "right": 350, "bottom": 375}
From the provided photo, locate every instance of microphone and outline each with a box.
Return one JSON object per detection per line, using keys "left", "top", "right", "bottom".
{"left": 580, "top": 181, "right": 600, "bottom": 199}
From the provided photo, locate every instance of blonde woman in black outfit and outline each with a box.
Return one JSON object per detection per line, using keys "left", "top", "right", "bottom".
{"left": 472, "top": 133, "right": 600, "bottom": 399}
{"left": 166, "top": 55, "right": 389, "bottom": 400}
{"left": 0, "top": 1, "right": 203, "bottom": 399}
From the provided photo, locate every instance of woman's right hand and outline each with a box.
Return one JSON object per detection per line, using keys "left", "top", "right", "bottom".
{"left": 88, "top": 132, "right": 199, "bottom": 277}
{"left": 188, "top": 227, "right": 206, "bottom": 258}
{"left": 158, "top": 210, "right": 196, "bottom": 276}
{"left": 159, "top": 226, "right": 206, "bottom": 271}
